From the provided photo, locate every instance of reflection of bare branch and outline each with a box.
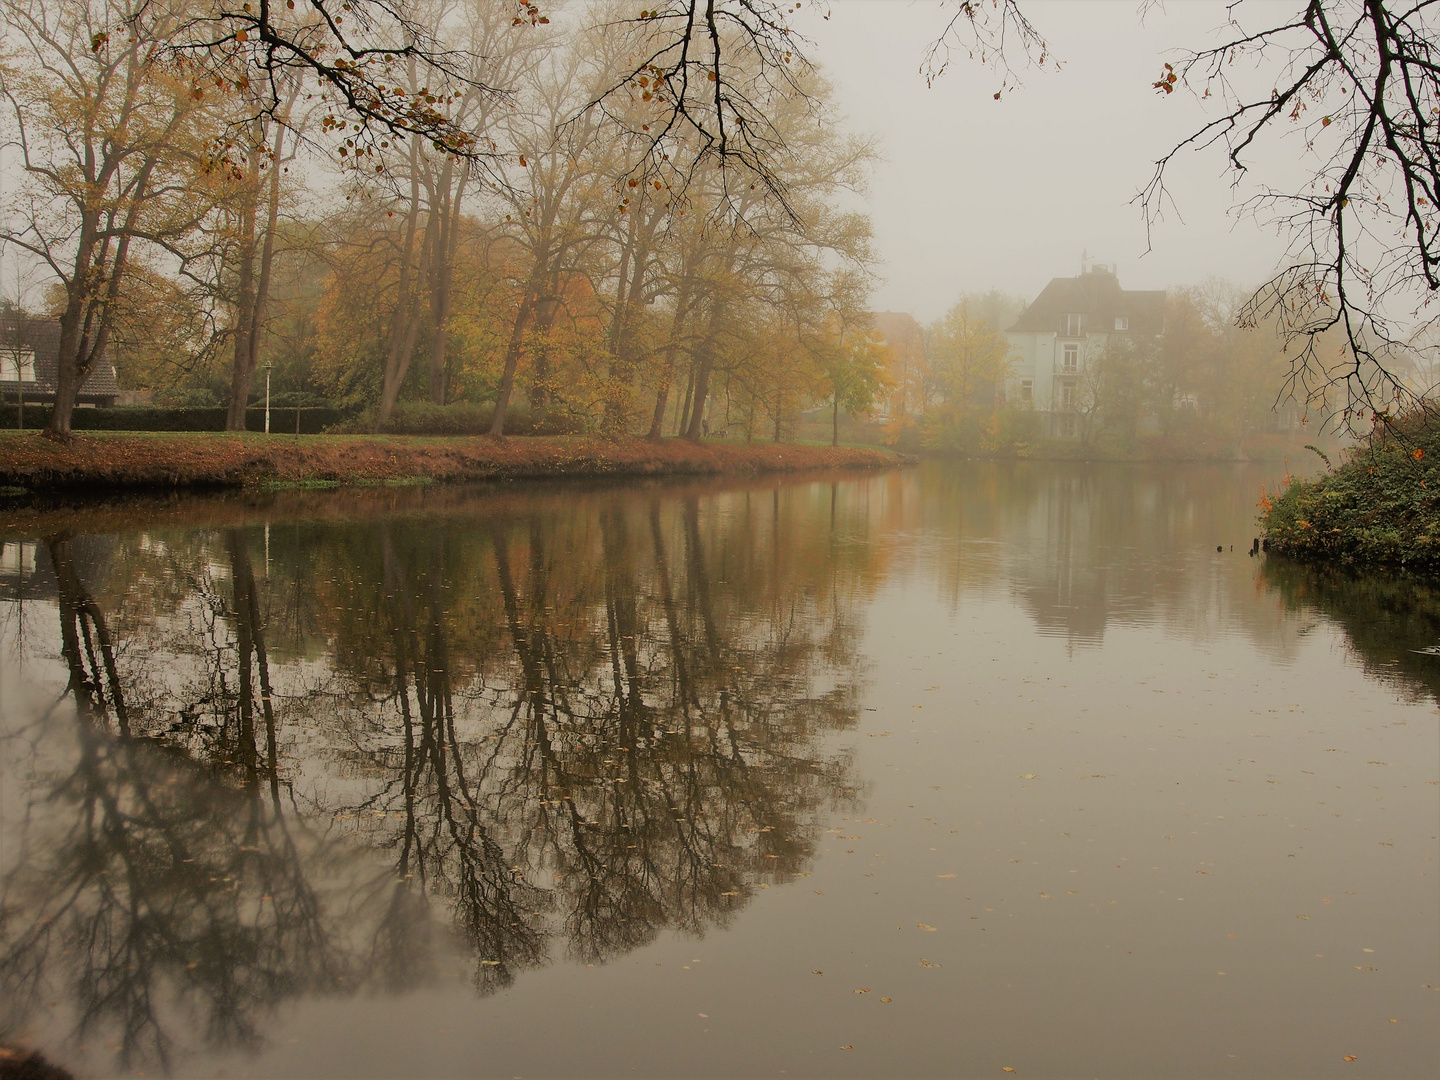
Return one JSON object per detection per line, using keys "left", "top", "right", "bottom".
{"left": 4, "top": 487, "right": 868, "bottom": 1073}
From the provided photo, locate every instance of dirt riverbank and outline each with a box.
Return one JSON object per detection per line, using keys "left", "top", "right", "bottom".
{"left": 0, "top": 432, "right": 904, "bottom": 493}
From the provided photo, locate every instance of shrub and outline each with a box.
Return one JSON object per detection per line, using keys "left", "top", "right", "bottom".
{"left": 0, "top": 404, "right": 357, "bottom": 433}
{"left": 1261, "top": 406, "right": 1440, "bottom": 569}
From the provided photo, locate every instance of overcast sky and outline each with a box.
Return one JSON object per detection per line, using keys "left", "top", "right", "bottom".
{"left": 797, "top": 1, "right": 1297, "bottom": 321}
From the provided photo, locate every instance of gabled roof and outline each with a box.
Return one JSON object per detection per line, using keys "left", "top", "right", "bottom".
{"left": 0, "top": 316, "right": 120, "bottom": 398}
{"left": 1009, "top": 268, "right": 1165, "bottom": 336}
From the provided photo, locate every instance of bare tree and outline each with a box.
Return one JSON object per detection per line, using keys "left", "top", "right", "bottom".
{"left": 1141, "top": 0, "right": 1440, "bottom": 427}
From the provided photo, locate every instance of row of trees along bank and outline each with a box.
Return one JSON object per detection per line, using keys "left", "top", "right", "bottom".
{"left": 0, "top": 0, "right": 893, "bottom": 442}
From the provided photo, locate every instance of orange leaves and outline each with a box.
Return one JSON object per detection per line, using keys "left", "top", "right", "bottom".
{"left": 1154, "top": 62, "right": 1178, "bottom": 94}
{"left": 1413, "top": 447, "right": 1425, "bottom": 460}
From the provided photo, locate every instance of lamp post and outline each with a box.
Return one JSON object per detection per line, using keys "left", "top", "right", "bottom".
{"left": 264, "top": 363, "right": 272, "bottom": 434}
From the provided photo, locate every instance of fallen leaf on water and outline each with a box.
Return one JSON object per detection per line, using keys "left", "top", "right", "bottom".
{"left": 812, "top": 970, "right": 823, "bottom": 975}
{"left": 854, "top": 987, "right": 870, "bottom": 994}
{"left": 1038, "top": 893, "right": 1050, "bottom": 899}
{"left": 917, "top": 923, "right": 936, "bottom": 931}
{"left": 721, "top": 891, "right": 739, "bottom": 897}
{"left": 880, "top": 997, "right": 892, "bottom": 1003}
{"left": 698, "top": 1013, "right": 708, "bottom": 1018}
{"left": 840, "top": 1045, "right": 853, "bottom": 1051}
{"left": 480, "top": 960, "right": 500, "bottom": 966}
{"left": 919, "top": 958, "right": 939, "bottom": 968}
{"left": 1343, "top": 1055, "right": 1357, "bottom": 1062}
{"left": 1003, "top": 1069, "right": 1016, "bottom": 1074}
{"left": 1389, "top": 1018, "right": 1399, "bottom": 1023}
{"left": 1020, "top": 774, "right": 1038, "bottom": 780}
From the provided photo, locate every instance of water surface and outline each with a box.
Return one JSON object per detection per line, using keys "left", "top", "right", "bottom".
{"left": 1, "top": 463, "right": 1435, "bottom": 1078}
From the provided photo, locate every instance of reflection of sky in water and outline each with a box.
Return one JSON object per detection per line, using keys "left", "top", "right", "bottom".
{"left": 0, "top": 462, "right": 1436, "bottom": 1078}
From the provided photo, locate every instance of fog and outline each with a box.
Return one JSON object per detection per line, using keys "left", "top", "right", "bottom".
{"left": 801, "top": 0, "right": 1293, "bottom": 319}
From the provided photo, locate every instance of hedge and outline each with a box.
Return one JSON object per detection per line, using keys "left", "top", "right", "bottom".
{"left": 0, "top": 404, "right": 357, "bottom": 434}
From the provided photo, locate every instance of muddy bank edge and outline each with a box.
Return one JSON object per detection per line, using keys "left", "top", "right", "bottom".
{"left": 0, "top": 433, "right": 907, "bottom": 492}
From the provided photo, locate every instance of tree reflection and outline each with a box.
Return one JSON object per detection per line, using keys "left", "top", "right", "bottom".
{"left": 1261, "top": 558, "right": 1440, "bottom": 703}
{"left": 0, "top": 535, "right": 350, "bottom": 1072}
{"left": 0, "top": 483, "right": 868, "bottom": 1073}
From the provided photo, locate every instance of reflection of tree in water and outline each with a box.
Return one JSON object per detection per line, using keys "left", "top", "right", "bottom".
{"left": 0, "top": 485, "right": 866, "bottom": 1071}
{"left": 1261, "top": 558, "right": 1440, "bottom": 703}
{"left": 317, "top": 493, "right": 863, "bottom": 989}
{"left": 0, "top": 536, "right": 350, "bottom": 1072}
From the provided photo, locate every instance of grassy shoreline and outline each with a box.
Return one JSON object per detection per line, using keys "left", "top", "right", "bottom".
{"left": 1260, "top": 410, "right": 1440, "bottom": 570}
{"left": 0, "top": 431, "right": 905, "bottom": 493}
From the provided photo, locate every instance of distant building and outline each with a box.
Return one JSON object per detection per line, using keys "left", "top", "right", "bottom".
{"left": 869, "top": 311, "right": 926, "bottom": 421}
{"left": 1005, "top": 265, "right": 1164, "bottom": 437}
{"left": 0, "top": 316, "right": 120, "bottom": 408}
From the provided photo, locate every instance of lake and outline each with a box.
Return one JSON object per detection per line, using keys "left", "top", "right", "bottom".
{"left": 1, "top": 462, "right": 1435, "bottom": 1078}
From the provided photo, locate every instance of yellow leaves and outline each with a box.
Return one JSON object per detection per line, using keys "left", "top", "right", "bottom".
{"left": 916, "top": 923, "right": 936, "bottom": 932}
{"left": 854, "top": 987, "right": 870, "bottom": 994}
{"left": 1343, "top": 1055, "right": 1357, "bottom": 1062}
{"left": 937, "top": 873, "right": 956, "bottom": 879}
{"left": 918, "top": 958, "right": 939, "bottom": 968}
{"left": 880, "top": 997, "right": 892, "bottom": 1003}
{"left": 1003, "top": 1069, "right": 1017, "bottom": 1074}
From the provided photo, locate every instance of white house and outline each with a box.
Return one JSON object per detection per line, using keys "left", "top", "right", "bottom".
{"left": 1005, "top": 265, "right": 1165, "bottom": 437}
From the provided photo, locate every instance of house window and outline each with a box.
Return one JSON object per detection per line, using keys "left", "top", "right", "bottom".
{"left": 1060, "top": 378, "right": 1077, "bottom": 408}
{"left": 1114, "top": 316, "right": 1130, "bottom": 331}
{"left": 1063, "top": 313, "right": 1083, "bottom": 336}
{"left": 1019, "top": 379, "right": 1033, "bottom": 402}
{"left": 1062, "top": 343, "right": 1078, "bottom": 372}
{"left": 2, "top": 349, "right": 36, "bottom": 382}
{"left": 1062, "top": 415, "right": 1078, "bottom": 438}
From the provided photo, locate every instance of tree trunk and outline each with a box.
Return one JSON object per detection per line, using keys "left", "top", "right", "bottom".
{"left": 426, "top": 156, "right": 466, "bottom": 406}
{"left": 376, "top": 143, "right": 429, "bottom": 429}
{"left": 225, "top": 112, "right": 289, "bottom": 431}
{"left": 647, "top": 278, "right": 692, "bottom": 441}
{"left": 489, "top": 276, "right": 540, "bottom": 437}
{"left": 46, "top": 161, "right": 153, "bottom": 440}
{"left": 832, "top": 390, "right": 840, "bottom": 446}
{"left": 225, "top": 164, "right": 260, "bottom": 431}
{"left": 526, "top": 274, "right": 561, "bottom": 411}
{"left": 683, "top": 304, "right": 725, "bottom": 442}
